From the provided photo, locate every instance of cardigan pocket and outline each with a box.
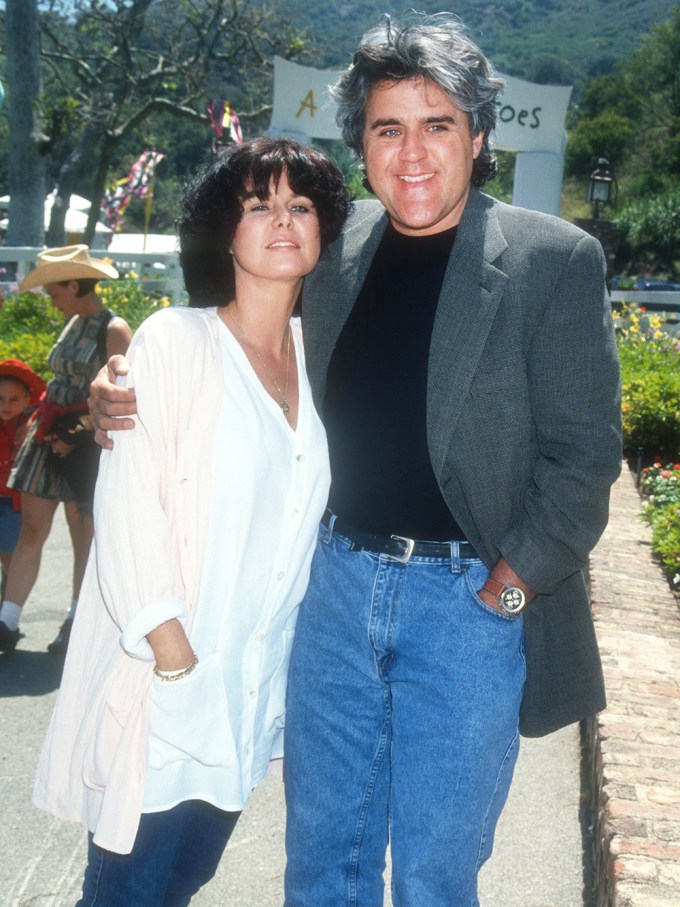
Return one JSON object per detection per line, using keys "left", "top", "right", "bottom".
{"left": 148, "top": 652, "right": 237, "bottom": 769}
{"left": 82, "top": 698, "right": 135, "bottom": 791}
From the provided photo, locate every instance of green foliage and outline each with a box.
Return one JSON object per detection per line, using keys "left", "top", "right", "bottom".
{"left": 0, "top": 292, "right": 62, "bottom": 376}
{"left": 577, "top": 74, "right": 639, "bottom": 121}
{"left": 614, "top": 304, "right": 680, "bottom": 458}
{"left": 615, "top": 187, "right": 680, "bottom": 274}
{"left": 97, "top": 277, "right": 173, "bottom": 332}
{"left": 565, "top": 111, "right": 634, "bottom": 179}
{"left": 273, "top": 0, "right": 678, "bottom": 94}
{"left": 645, "top": 502, "right": 680, "bottom": 588}
{"left": 640, "top": 464, "right": 680, "bottom": 589}
{"left": 0, "top": 292, "right": 63, "bottom": 340}
{"left": 619, "top": 307, "right": 680, "bottom": 587}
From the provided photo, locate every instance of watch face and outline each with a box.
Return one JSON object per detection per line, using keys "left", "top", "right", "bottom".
{"left": 500, "top": 586, "right": 526, "bottom": 614}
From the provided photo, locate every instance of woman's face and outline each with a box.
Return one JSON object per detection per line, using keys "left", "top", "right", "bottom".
{"left": 230, "top": 171, "right": 321, "bottom": 286}
{"left": 44, "top": 280, "right": 80, "bottom": 318}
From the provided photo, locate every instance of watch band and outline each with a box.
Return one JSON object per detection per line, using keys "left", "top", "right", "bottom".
{"left": 481, "top": 578, "right": 528, "bottom": 614}
{"left": 481, "top": 578, "right": 508, "bottom": 598}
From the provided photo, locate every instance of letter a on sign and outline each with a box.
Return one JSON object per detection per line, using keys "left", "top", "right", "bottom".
{"left": 271, "top": 57, "right": 343, "bottom": 140}
{"left": 296, "top": 90, "right": 318, "bottom": 119}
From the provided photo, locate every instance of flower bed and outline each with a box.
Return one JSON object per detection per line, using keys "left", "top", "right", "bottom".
{"left": 639, "top": 462, "right": 680, "bottom": 591}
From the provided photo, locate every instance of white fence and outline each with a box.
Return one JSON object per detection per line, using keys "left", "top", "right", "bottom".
{"left": 610, "top": 289, "right": 680, "bottom": 311}
{"left": 0, "top": 246, "right": 186, "bottom": 306}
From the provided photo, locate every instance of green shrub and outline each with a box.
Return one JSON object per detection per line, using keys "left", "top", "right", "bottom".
{"left": 0, "top": 292, "right": 63, "bottom": 378}
{"left": 615, "top": 187, "right": 680, "bottom": 275}
{"left": 644, "top": 501, "right": 680, "bottom": 591}
{"left": 97, "top": 276, "right": 173, "bottom": 332}
{"left": 614, "top": 304, "right": 680, "bottom": 459}
{"left": 639, "top": 466, "right": 680, "bottom": 591}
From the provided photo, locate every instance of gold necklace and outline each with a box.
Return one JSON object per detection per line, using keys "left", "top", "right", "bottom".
{"left": 226, "top": 307, "right": 292, "bottom": 415}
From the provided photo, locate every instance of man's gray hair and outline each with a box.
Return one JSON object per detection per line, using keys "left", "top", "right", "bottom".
{"left": 332, "top": 13, "right": 504, "bottom": 186}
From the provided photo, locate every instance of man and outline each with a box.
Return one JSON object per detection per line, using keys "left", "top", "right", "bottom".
{"left": 91, "top": 14, "right": 621, "bottom": 906}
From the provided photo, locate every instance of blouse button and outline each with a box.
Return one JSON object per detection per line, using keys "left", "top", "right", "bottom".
{"left": 296, "top": 454, "right": 305, "bottom": 463}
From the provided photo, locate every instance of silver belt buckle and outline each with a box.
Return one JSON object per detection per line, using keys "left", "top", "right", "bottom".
{"left": 389, "top": 535, "right": 415, "bottom": 563}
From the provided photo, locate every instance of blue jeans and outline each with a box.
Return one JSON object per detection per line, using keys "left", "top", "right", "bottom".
{"left": 284, "top": 522, "right": 526, "bottom": 906}
{"left": 76, "top": 800, "right": 240, "bottom": 906}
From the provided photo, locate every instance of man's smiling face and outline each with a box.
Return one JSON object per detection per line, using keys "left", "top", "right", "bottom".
{"left": 362, "top": 77, "right": 484, "bottom": 236}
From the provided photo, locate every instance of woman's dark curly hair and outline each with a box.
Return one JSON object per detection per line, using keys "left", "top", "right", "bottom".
{"left": 177, "top": 137, "right": 352, "bottom": 307}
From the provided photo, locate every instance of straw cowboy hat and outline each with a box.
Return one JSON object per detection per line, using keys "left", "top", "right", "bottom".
{"left": 0, "top": 359, "right": 46, "bottom": 406}
{"left": 19, "top": 244, "right": 119, "bottom": 292}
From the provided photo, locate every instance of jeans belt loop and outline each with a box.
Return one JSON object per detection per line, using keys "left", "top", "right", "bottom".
{"left": 388, "top": 535, "right": 416, "bottom": 564}
{"left": 322, "top": 510, "right": 337, "bottom": 544}
{"left": 449, "top": 540, "right": 462, "bottom": 574}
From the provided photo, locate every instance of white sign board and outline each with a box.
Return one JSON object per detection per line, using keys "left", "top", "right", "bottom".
{"left": 494, "top": 73, "right": 572, "bottom": 154}
{"left": 271, "top": 58, "right": 343, "bottom": 140}
{"left": 270, "top": 57, "right": 572, "bottom": 155}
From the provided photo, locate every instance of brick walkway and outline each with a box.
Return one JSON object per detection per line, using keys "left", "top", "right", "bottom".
{"left": 587, "top": 467, "right": 680, "bottom": 907}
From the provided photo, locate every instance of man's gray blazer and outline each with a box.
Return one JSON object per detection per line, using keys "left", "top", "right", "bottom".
{"left": 301, "top": 188, "right": 622, "bottom": 738}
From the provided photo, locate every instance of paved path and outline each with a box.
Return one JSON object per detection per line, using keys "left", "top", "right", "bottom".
{"left": 1, "top": 508, "right": 587, "bottom": 906}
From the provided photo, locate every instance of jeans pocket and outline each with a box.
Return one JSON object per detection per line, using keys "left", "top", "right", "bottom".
{"left": 463, "top": 568, "right": 521, "bottom": 624}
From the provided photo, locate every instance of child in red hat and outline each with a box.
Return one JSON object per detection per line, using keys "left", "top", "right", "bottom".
{"left": 0, "top": 360, "right": 46, "bottom": 582}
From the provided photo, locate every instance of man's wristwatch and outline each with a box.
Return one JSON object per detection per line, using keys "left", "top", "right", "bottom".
{"left": 481, "top": 578, "right": 528, "bottom": 615}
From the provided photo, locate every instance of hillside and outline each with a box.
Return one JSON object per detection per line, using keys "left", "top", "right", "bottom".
{"left": 282, "top": 0, "right": 679, "bottom": 93}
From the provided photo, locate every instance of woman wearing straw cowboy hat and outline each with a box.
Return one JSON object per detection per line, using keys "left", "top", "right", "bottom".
{"left": 0, "top": 245, "right": 131, "bottom": 656}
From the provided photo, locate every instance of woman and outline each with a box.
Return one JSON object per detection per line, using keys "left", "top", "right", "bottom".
{"left": 33, "top": 138, "right": 351, "bottom": 905}
{"left": 0, "top": 247, "right": 131, "bottom": 655}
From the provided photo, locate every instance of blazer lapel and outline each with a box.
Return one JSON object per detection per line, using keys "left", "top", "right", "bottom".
{"left": 427, "top": 190, "right": 509, "bottom": 476}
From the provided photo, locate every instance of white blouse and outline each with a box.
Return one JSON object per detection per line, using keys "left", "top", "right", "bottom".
{"left": 141, "top": 314, "right": 330, "bottom": 813}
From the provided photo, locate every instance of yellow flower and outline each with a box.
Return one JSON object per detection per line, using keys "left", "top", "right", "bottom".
{"left": 128, "top": 270, "right": 139, "bottom": 280}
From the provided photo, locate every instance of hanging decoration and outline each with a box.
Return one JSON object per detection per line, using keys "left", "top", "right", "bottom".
{"left": 102, "top": 149, "right": 165, "bottom": 234}
{"left": 207, "top": 100, "right": 243, "bottom": 152}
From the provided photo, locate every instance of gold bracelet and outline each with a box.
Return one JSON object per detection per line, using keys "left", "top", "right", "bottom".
{"left": 153, "top": 652, "right": 198, "bottom": 682}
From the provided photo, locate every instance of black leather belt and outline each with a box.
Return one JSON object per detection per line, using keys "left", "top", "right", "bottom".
{"left": 322, "top": 510, "right": 478, "bottom": 563}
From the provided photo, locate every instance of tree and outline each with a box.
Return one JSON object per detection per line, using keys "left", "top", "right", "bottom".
{"left": 5, "top": 0, "right": 46, "bottom": 246}
{"left": 565, "top": 111, "right": 634, "bottom": 179}
{"left": 3, "top": 0, "right": 306, "bottom": 246}
{"left": 42, "top": 0, "right": 307, "bottom": 244}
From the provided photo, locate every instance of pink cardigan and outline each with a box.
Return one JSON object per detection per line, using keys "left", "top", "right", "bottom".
{"left": 33, "top": 308, "right": 226, "bottom": 853}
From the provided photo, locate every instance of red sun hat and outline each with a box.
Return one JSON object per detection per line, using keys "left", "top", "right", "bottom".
{"left": 0, "top": 359, "right": 47, "bottom": 406}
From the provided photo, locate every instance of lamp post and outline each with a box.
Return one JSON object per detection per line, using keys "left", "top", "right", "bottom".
{"left": 587, "top": 158, "right": 614, "bottom": 221}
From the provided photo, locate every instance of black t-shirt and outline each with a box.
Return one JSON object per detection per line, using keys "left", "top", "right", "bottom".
{"left": 324, "top": 223, "right": 465, "bottom": 540}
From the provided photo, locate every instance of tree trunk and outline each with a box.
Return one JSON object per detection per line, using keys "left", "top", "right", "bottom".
{"left": 46, "top": 121, "right": 103, "bottom": 247}
{"left": 5, "top": 0, "right": 46, "bottom": 248}
{"left": 83, "top": 136, "right": 115, "bottom": 247}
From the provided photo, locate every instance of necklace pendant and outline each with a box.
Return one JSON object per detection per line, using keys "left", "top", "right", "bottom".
{"left": 281, "top": 400, "right": 290, "bottom": 415}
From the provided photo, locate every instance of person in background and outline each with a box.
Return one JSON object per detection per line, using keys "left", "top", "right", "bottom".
{"left": 33, "top": 139, "right": 350, "bottom": 906}
{"left": 0, "top": 360, "right": 46, "bottom": 587}
{"left": 0, "top": 246, "right": 131, "bottom": 655}
{"left": 88, "top": 14, "right": 622, "bottom": 904}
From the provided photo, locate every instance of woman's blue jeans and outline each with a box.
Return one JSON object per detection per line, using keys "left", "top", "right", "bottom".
{"left": 284, "top": 523, "right": 526, "bottom": 907}
{"left": 76, "top": 800, "right": 240, "bottom": 906}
